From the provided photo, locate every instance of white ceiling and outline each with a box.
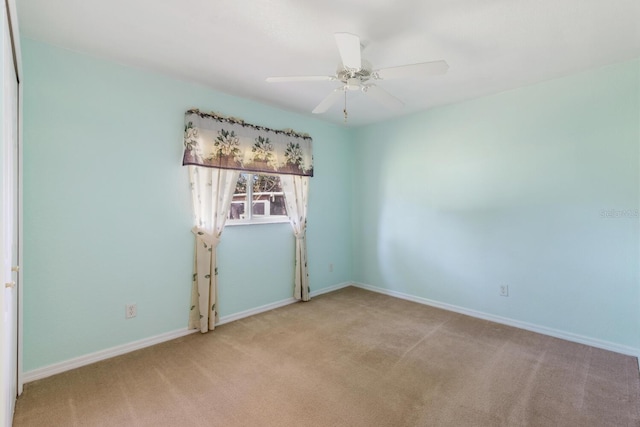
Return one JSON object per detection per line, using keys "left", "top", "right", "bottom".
{"left": 16, "top": 0, "right": 640, "bottom": 126}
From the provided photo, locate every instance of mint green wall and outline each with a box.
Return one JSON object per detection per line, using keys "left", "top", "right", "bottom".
{"left": 352, "top": 59, "right": 640, "bottom": 351}
{"left": 22, "top": 39, "right": 352, "bottom": 371}
{"left": 21, "top": 36, "right": 640, "bottom": 371}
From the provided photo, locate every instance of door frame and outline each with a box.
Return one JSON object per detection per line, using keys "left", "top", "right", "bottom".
{"left": 4, "top": 0, "right": 22, "bottom": 397}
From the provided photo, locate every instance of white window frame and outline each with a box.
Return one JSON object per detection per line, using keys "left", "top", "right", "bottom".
{"left": 227, "top": 173, "right": 289, "bottom": 226}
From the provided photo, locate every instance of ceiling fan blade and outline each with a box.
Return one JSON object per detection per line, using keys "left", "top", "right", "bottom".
{"left": 363, "top": 85, "right": 404, "bottom": 110}
{"left": 312, "top": 88, "right": 344, "bottom": 114}
{"left": 334, "top": 32, "right": 362, "bottom": 70}
{"left": 266, "top": 75, "right": 334, "bottom": 83}
{"left": 375, "top": 60, "right": 449, "bottom": 80}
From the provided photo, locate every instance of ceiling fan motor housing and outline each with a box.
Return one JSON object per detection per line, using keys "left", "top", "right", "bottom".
{"left": 337, "top": 59, "right": 373, "bottom": 88}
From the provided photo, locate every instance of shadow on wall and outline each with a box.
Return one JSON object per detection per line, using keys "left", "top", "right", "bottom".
{"left": 372, "top": 102, "right": 639, "bottom": 335}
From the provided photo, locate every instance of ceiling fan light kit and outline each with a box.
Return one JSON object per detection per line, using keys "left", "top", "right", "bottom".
{"left": 266, "top": 32, "right": 449, "bottom": 123}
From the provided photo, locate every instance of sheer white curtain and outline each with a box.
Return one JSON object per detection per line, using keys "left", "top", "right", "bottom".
{"left": 188, "top": 166, "right": 239, "bottom": 332}
{"left": 281, "top": 175, "right": 310, "bottom": 301}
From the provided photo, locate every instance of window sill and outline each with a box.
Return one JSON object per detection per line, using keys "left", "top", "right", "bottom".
{"left": 226, "top": 217, "right": 290, "bottom": 227}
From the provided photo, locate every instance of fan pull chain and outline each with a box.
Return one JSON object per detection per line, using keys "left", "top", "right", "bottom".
{"left": 343, "top": 90, "right": 348, "bottom": 124}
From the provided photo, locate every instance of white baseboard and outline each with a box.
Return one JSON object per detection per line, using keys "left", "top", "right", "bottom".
{"left": 22, "top": 281, "right": 353, "bottom": 384}
{"left": 216, "top": 297, "right": 297, "bottom": 326}
{"left": 22, "top": 328, "right": 199, "bottom": 384}
{"left": 311, "top": 281, "right": 352, "bottom": 297}
{"left": 217, "top": 281, "right": 351, "bottom": 325}
{"left": 351, "top": 282, "right": 640, "bottom": 361}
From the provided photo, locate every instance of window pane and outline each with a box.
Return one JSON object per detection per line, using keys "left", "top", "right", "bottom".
{"left": 270, "top": 194, "right": 286, "bottom": 216}
{"left": 253, "top": 175, "right": 286, "bottom": 217}
{"left": 235, "top": 174, "right": 249, "bottom": 194}
{"left": 253, "top": 175, "right": 281, "bottom": 194}
{"left": 229, "top": 173, "right": 249, "bottom": 220}
{"left": 228, "top": 173, "right": 287, "bottom": 221}
{"left": 252, "top": 201, "right": 265, "bottom": 216}
{"left": 229, "top": 201, "right": 245, "bottom": 220}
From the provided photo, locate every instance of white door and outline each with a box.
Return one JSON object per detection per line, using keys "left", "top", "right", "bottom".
{"left": 1, "top": 2, "right": 19, "bottom": 424}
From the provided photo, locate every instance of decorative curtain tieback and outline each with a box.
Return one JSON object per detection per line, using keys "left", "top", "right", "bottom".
{"left": 191, "top": 227, "right": 221, "bottom": 248}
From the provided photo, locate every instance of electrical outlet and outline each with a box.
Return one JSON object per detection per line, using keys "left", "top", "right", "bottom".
{"left": 125, "top": 304, "right": 137, "bottom": 319}
{"left": 329, "top": 263, "right": 334, "bottom": 273}
{"left": 499, "top": 285, "right": 509, "bottom": 297}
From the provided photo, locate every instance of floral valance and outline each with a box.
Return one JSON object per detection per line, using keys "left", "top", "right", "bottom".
{"left": 182, "top": 109, "right": 314, "bottom": 177}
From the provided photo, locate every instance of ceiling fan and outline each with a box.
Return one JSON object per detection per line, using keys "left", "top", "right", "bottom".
{"left": 266, "top": 33, "right": 449, "bottom": 122}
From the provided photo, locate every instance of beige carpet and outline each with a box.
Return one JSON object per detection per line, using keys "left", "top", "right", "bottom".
{"left": 14, "top": 287, "right": 640, "bottom": 426}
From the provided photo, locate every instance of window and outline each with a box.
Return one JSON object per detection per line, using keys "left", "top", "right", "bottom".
{"left": 228, "top": 173, "right": 288, "bottom": 224}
